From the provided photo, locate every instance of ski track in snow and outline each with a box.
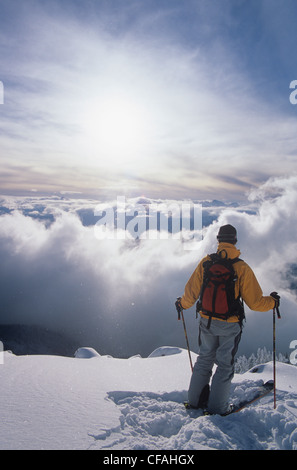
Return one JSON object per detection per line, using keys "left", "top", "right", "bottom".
{"left": 89, "top": 384, "right": 297, "bottom": 451}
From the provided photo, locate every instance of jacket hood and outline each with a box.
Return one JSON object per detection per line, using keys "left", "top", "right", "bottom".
{"left": 217, "top": 242, "right": 241, "bottom": 259}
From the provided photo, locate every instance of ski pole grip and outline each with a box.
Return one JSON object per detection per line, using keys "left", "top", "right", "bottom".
{"left": 175, "top": 298, "right": 182, "bottom": 320}
{"left": 271, "top": 292, "right": 281, "bottom": 318}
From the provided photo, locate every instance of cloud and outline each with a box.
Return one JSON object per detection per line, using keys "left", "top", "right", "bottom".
{"left": 0, "top": 176, "right": 297, "bottom": 358}
{"left": 0, "top": 199, "right": 197, "bottom": 356}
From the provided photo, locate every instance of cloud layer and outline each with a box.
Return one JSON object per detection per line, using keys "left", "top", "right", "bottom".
{"left": 0, "top": 176, "right": 296, "bottom": 358}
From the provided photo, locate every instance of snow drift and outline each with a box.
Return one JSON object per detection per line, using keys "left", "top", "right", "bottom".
{"left": 0, "top": 346, "right": 296, "bottom": 450}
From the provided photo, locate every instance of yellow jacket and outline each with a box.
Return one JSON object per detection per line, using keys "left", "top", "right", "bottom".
{"left": 181, "top": 242, "right": 275, "bottom": 322}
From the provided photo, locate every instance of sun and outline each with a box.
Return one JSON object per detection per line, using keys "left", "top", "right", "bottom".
{"left": 81, "top": 91, "right": 151, "bottom": 168}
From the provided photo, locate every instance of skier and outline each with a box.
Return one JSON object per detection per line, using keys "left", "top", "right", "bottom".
{"left": 175, "top": 224, "right": 280, "bottom": 415}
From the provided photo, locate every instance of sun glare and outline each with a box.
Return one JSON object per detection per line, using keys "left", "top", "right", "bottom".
{"left": 82, "top": 92, "right": 151, "bottom": 168}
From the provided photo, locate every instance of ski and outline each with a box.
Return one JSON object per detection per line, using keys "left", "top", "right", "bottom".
{"left": 184, "top": 380, "right": 274, "bottom": 416}
{"left": 229, "top": 380, "right": 274, "bottom": 414}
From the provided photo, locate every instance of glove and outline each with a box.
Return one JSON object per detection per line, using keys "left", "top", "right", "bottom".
{"left": 270, "top": 291, "right": 280, "bottom": 309}
{"left": 175, "top": 297, "right": 183, "bottom": 319}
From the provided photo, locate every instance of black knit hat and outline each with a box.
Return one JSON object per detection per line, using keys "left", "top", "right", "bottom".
{"left": 217, "top": 224, "right": 237, "bottom": 244}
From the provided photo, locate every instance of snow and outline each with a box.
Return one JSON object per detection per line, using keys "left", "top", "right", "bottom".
{"left": 0, "top": 347, "right": 296, "bottom": 450}
{"left": 74, "top": 347, "right": 101, "bottom": 358}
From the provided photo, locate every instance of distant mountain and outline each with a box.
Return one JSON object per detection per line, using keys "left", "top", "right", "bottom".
{"left": 200, "top": 199, "right": 239, "bottom": 208}
{"left": 0, "top": 324, "right": 80, "bottom": 357}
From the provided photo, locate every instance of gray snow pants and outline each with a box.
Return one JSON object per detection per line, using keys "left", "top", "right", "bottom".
{"left": 188, "top": 317, "right": 242, "bottom": 415}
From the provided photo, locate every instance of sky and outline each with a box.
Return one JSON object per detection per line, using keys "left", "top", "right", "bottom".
{"left": 0, "top": 0, "right": 297, "bottom": 200}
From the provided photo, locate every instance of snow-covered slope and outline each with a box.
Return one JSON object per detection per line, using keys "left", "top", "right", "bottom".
{"left": 0, "top": 347, "right": 296, "bottom": 450}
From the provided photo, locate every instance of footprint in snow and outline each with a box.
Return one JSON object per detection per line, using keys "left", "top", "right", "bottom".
{"left": 89, "top": 390, "right": 202, "bottom": 449}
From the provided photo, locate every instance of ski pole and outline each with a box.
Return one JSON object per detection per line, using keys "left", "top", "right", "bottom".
{"left": 273, "top": 304, "right": 281, "bottom": 409}
{"left": 180, "top": 310, "right": 193, "bottom": 372}
{"left": 273, "top": 307, "right": 276, "bottom": 409}
{"left": 175, "top": 298, "right": 193, "bottom": 372}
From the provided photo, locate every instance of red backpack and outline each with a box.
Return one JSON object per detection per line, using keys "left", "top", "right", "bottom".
{"left": 196, "top": 252, "right": 244, "bottom": 328}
